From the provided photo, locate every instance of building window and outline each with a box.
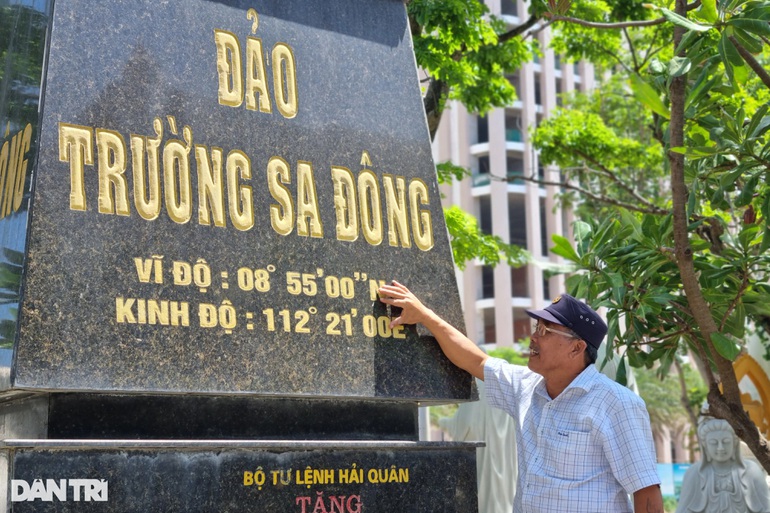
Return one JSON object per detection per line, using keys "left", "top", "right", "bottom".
{"left": 511, "top": 266, "right": 528, "bottom": 298}
{"left": 555, "top": 80, "right": 563, "bottom": 106}
{"left": 473, "top": 155, "right": 491, "bottom": 187}
{"left": 540, "top": 198, "right": 548, "bottom": 257}
{"left": 507, "top": 73, "right": 521, "bottom": 97}
{"left": 501, "top": 0, "right": 518, "bottom": 16}
{"left": 506, "top": 155, "right": 524, "bottom": 183}
{"left": 505, "top": 111, "right": 523, "bottom": 142}
{"left": 481, "top": 266, "right": 495, "bottom": 299}
{"left": 483, "top": 308, "right": 496, "bottom": 345}
{"left": 476, "top": 115, "right": 489, "bottom": 144}
{"left": 513, "top": 308, "right": 531, "bottom": 344}
{"left": 508, "top": 195, "right": 527, "bottom": 247}
{"left": 534, "top": 75, "right": 542, "bottom": 105}
{"left": 479, "top": 195, "right": 492, "bottom": 234}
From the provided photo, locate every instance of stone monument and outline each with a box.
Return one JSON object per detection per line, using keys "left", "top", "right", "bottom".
{"left": 0, "top": 0, "right": 478, "bottom": 511}
{"left": 677, "top": 415, "right": 770, "bottom": 513}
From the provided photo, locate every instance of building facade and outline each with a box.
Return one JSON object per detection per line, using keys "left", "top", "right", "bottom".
{"left": 431, "top": 0, "right": 595, "bottom": 349}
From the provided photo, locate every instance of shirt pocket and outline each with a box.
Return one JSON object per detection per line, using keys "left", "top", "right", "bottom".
{"left": 543, "top": 429, "right": 602, "bottom": 481}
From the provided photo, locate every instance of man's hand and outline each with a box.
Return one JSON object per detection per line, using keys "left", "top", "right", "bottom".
{"left": 378, "top": 280, "right": 432, "bottom": 328}
{"left": 378, "top": 280, "right": 487, "bottom": 380}
{"left": 633, "top": 484, "right": 664, "bottom": 513}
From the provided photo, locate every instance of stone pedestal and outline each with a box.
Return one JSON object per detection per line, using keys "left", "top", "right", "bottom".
{"left": 2, "top": 441, "right": 478, "bottom": 513}
{"left": 0, "top": 0, "right": 477, "bottom": 511}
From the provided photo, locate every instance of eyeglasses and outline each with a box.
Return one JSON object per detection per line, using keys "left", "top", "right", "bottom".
{"left": 533, "top": 320, "right": 579, "bottom": 339}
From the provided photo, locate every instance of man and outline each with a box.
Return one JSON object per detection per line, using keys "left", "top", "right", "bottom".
{"left": 378, "top": 280, "right": 663, "bottom": 513}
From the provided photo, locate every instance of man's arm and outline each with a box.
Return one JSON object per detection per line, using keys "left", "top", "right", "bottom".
{"left": 633, "top": 485, "right": 663, "bottom": 513}
{"left": 378, "top": 281, "right": 488, "bottom": 380}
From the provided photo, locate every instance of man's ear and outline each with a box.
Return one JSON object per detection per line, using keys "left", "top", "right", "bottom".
{"left": 571, "top": 340, "right": 587, "bottom": 358}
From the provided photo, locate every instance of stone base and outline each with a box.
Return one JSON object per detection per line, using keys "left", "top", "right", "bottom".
{"left": 1, "top": 441, "right": 478, "bottom": 512}
{"left": 0, "top": 393, "right": 419, "bottom": 441}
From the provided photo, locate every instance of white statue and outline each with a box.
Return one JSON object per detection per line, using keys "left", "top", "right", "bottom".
{"left": 677, "top": 416, "right": 770, "bottom": 513}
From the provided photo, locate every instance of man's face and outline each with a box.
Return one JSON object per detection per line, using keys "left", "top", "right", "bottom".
{"left": 528, "top": 320, "right": 581, "bottom": 378}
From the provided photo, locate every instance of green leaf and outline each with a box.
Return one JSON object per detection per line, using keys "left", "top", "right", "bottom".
{"left": 738, "top": 224, "right": 760, "bottom": 251}
{"left": 720, "top": 31, "right": 745, "bottom": 67}
{"left": 616, "top": 358, "right": 627, "bottom": 387}
{"left": 731, "top": 26, "right": 764, "bottom": 54}
{"left": 660, "top": 8, "right": 714, "bottom": 32}
{"left": 573, "top": 273, "right": 589, "bottom": 300}
{"left": 670, "top": 146, "right": 717, "bottom": 157}
{"left": 629, "top": 74, "right": 670, "bottom": 120}
{"left": 719, "top": 166, "right": 746, "bottom": 188}
{"left": 551, "top": 235, "right": 580, "bottom": 262}
{"left": 669, "top": 56, "right": 692, "bottom": 77}
{"left": 606, "top": 309, "right": 619, "bottom": 351}
{"left": 760, "top": 226, "right": 770, "bottom": 253}
{"left": 718, "top": 33, "right": 737, "bottom": 86}
{"left": 736, "top": 173, "right": 759, "bottom": 207}
{"left": 742, "top": 2, "right": 770, "bottom": 21}
{"left": 711, "top": 332, "right": 741, "bottom": 361}
{"left": 686, "top": 75, "right": 719, "bottom": 113}
{"left": 573, "top": 221, "right": 592, "bottom": 244}
{"left": 675, "top": 30, "right": 703, "bottom": 55}
{"left": 699, "top": 0, "right": 718, "bottom": 23}
{"left": 435, "top": 161, "right": 471, "bottom": 184}
{"left": 746, "top": 105, "right": 770, "bottom": 139}
{"left": 687, "top": 180, "right": 698, "bottom": 218}
{"left": 601, "top": 271, "right": 626, "bottom": 304}
{"left": 727, "top": 18, "right": 770, "bottom": 37}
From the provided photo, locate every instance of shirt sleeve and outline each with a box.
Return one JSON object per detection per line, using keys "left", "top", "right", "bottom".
{"left": 601, "top": 394, "right": 661, "bottom": 493}
{"left": 483, "top": 357, "right": 535, "bottom": 418}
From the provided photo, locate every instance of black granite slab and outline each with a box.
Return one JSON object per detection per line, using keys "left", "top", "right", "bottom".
{"left": 3, "top": 442, "right": 479, "bottom": 512}
{"left": 45, "top": 393, "right": 418, "bottom": 441}
{"left": 2, "top": 0, "right": 472, "bottom": 401}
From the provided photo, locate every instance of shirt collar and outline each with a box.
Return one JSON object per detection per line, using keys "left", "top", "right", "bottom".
{"left": 534, "top": 364, "right": 600, "bottom": 400}
{"left": 569, "top": 364, "right": 600, "bottom": 392}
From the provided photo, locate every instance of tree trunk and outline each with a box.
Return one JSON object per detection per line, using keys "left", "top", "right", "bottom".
{"left": 424, "top": 77, "right": 448, "bottom": 141}
{"left": 674, "top": 359, "right": 698, "bottom": 428}
{"left": 668, "top": 0, "right": 770, "bottom": 473}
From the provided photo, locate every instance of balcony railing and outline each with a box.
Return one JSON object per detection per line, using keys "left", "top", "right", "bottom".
{"left": 505, "top": 128, "right": 522, "bottom": 142}
{"left": 472, "top": 173, "right": 491, "bottom": 187}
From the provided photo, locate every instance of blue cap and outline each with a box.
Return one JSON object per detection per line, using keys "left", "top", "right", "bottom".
{"left": 526, "top": 294, "right": 608, "bottom": 349}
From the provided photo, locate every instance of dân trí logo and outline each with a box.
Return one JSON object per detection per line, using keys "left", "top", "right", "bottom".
{"left": 11, "top": 479, "right": 108, "bottom": 502}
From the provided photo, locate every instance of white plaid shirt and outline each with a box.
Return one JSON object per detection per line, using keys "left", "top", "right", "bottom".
{"left": 484, "top": 358, "right": 660, "bottom": 513}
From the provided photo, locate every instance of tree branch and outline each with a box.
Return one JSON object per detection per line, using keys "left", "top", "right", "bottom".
{"left": 675, "top": 358, "right": 700, "bottom": 428}
{"left": 423, "top": 77, "right": 449, "bottom": 141}
{"left": 491, "top": 171, "right": 669, "bottom": 215}
{"left": 499, "top": 14, "right": 539, "bottom": 43}
{"left": 593, "top": 44, "right": 634, "bottom": 74}
{"left": 718, "top": 269, "right": 749, "bottom": 332}
{"left": 528, "top": 18, "right": 555, "bottom": 38}
{"left": 623, "top": 27, "right": 640, "bottom": 72}
{"left": 727, "top": 35, "right": 770, "bottom": 90}
{"left": 545, "top": 0, "right": 701, "bottom": 30}
{"left": 546, "top": 14, "right": 667, "bottom": 29}
{"left": 638, "top": 26, "right": 666, "bottom": 71}
{"left": 644, "top": 328, "right": 690, "bottom": 346}
{"left": 573, "top": 150, "right": 668, "bottom": 213}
